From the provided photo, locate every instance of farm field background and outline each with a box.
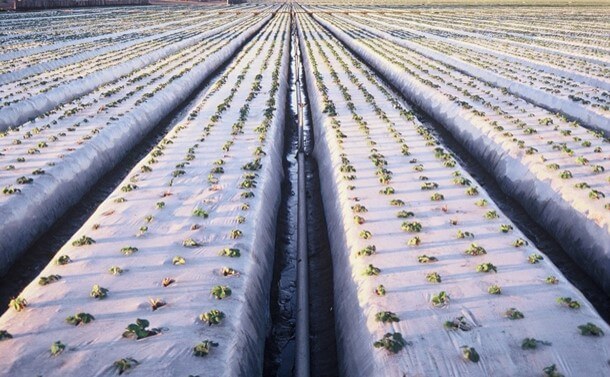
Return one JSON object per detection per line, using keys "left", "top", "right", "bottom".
{"left": 0, "top": 1, "right": 609, "bottom": 376}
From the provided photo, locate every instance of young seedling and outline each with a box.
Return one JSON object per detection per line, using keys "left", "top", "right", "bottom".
{"left": 389, "top": 199, "right": 405, "bottom": 207}
{"left": 557, "top": 297, "right": 581, "bottom": 309}
{"left": 375, "top": 311, "right": 400, "bottom": 323}
{"left": 353, "top": 215, "right": 365, "bottom": 225}
{"left": 426, "top": 272, "right": 441, "bottom": 283}
{"left": 0, "top": 330, "right": 12, "bottom": 341}
{"left": 456, "top": 230, "right": 474, "bottom": 239}
{"left": 200, "top": 309, "right": 225, "bottom": 326}
{"left": 236, "top": 215, "right": 246, "bottom": 224}
{"left": 356, "top": 245, "right": 376, "bottom": 257}
{"left": 461, "top": 346, "right": 480, "bottom": 362}
{"left": 122, "top": 319, "right": 160, "bottom": 340}
{"left": 545, "top": 276, "right": 559, "bottom": 284}
{"left": 149, "top": 298, "right": 166, "bottom": 311}
{"left": 528, "top": 253, "right": 544, "bottom": 264}
{"left": 431, "top": 291, "right": 449, "bottom": 307}
{"left": 113, "top": 358, "right": 139, "bottom": 375}
{"left": 183, "top": 238, "right": 201, "bottom": 247}
{"left": 121, "top": 246, "right": 138, "bottom": 256}
{"left": 72, "top": 235, "right": 95, "bottom": 247}
{"left": 66, "top": 313, "right": 95, "bottom": 326}
{"left": 90, "top": 285, "right": 108, "bottom": 299}
{"left": 211, "top": 286, "right": 231, "bottom": 300}
{"left": 488, "top": 285, "right": 502, "bottom": 295}
{"left": 407, "top": 236, "right": 421, "bottom": 246}
{"left": 499, "top": 224, "right": 513, "bottom": 233}
{"left": 193, "top": 340, "right": 219, "bottom": 357}
{"left": 50, "top": 341, "right": 65, "bottom": 356}
{"left": 109, "top": 266, "right": 123, "bottom": 275}
{"left": 363, "top": 264, "right": 381, "bottom": 276}
{"left": 543, "top": 364, "right": 564, "bottom": 377}
{"left": 401, "top": 221, "right": 422, "bottom": 232}
{"left": 464, "top": 243, "right": 486, "bottom": 256}
{"left": 375, "top": 285, "right": 386, "bottom": 296}
{"left": 156, "top": 201, "right": 165, "bottom": 209}
{"left": 430, "top": 193, "right": 444, "bottom": 201}
{"left": 513, "top": 238, "right": 528, "bottom": 247}
{"left": 396, "top": 210, "right": 414, "bottom": 218}
{"left": 505, "top": 308, "right": 524, "bottom": 320}
{"left": 55, "top": 255, "right": 72, "bottom": 265}
{"left": 351, "top": 204, "right": 367, "bottom": 213}
{"left": 373, "top": 332, "right": 406, "bottom": 354}
{"left": 38, "top": 274, "right": 61, "bottom": 286}
{"left": 9, "top": 297, "right": 27, "bottom": 312}
{"left": 220, "top": 248, "right": 241, "bottom": 258}
{"left": 476, "top": 263, "right": 497, "bottom": 273}
{"left": 418, "top": 255, "right": 438, "bottom": 263}
{"left": 475, "top": 199, "right": 488, "bottom": 207}
{"left": 484, "top": 210, "right": 499, "bottom": 220}
{"left": 172, "top": 256, "right": 186, "bottom": 265}
{"left": 221, "top": 267, "right": 239, "bottom": 276}
{"left": 578, "top": 323, "right": 604, "bottom": 336}
{"left": 521, "top": 338, "right": 551, "bottom": 350}
{"left": 444, "top": 316, "right": 472, "bottom": 331}
{"left": 162, "top": 277, "right": 175, "bottom": 287}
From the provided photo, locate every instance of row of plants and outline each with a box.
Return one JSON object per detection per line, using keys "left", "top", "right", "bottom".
{"left": 298, "top": 11, "right": 607, "bottom": 376}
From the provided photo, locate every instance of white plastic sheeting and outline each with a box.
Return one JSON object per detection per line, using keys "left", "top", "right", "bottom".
{"left": 0, "top": 14, "right": 289, "bottom": 376}
{"left": 315, "top": 14, "right": 610, "bottom": 296}
{"left": 300, "top": 14, "right": 610, "bottom": 377}
{"left": 0, "top": 14, "right": 261, "bottom": 131}
{"left": 0, "top": 14, "right": 272, "bottom": 275}
{"left": 333, "top": 13, "right": 610, "bottom": 134}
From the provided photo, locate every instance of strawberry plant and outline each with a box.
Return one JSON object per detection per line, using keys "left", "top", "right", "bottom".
{"left": 476, "top": 263, "right": 497, "bottom": 273}
{"left": 488, "top": 285, "right": 501, "bottom": 295}
{"left": 66, "top": 313, "right": 95, "bottom": 326}
{"left": 72, "top": 235, "right": 95, "bottom": 246}
{"left": 578, "top": 323, "right": 604, "bottom": 336}
{"left": 543, "top": 364, "right": 564, "bottom": 377}
{"left": 528, "top": 253, "right": 543, "bottom": 264}
{"left": 375, "top": 285, "right": 386, "bottom": 296}
{"left": 220, "top": 248, "right": 241, "bottom": 257}
{"left": 418, "top": 255, "right": 438, "bottom": 263}
{"left": 109, "top": 266, "right": 123, "bottom": 275}
{"left": 545, "top": 276, "right": 559, "bottom": 284}
{"left": 511, "top": 237, "right": 528, "bottom": 247}
{"left": 373, "top": 332, "right": 406, "bottom": 353}
{"left": 464, "top": 243, "right": 486, "bottom": 256}
{"left": 444, "top": 316, "right": 472, "bottom": 331}
{"left": 113, "top": 358, "right": 139, "bottom": 375}
{"left": 121, "top": 246, "right": 138, "bottom": 255}
{"left": 149, "top": 298, "right": 166, "bottom": 311}
{"left": 122, "top": 318, "right": 160, "bottom": 340}
{"left": 456, "top": 230, "right": 474, "bottom": 239}
{"left": 172, "top": 256, "right": 186, "bottom": 265}
{"left": 431, "top": 291, "right": 449, "bottom": 307}
{"left": 499, "top": 224, "right": 513, "bottom": 233}
{"left": 426, "top": 272, "right": 441, "bottom": 283}
{"left": 389, "top": 199, "right": 405, "bottom": 207}
{"left": 221, "top": 267, "right": 239, "bottom": 277}
{"left": 211, "top": 285, "right": 231, "bottom": 300}
{"left": 356, "top": 245, "right": 376, "bottom": 257}
{"left": 90, "top": 284, "right": 108, "bottom": 299}
{"left": 401, "top": 221, "right": 422, "bottom": 232}
{"left": 484, "top": 210, "right": 499, "bottom": 220}
{"left": 375, "top": 311, "right": 400, "bottom": 323}
{"left": 162, "top": 277, "right": 175, "bottom": 287}
{"left": 0, "top": 330, "right": 12, "bottom": 341}
{"left": 396, "top": 210, "right": 414, "bottom": 218}
{"left": 407, "top": 236, "right": 421, "bottom": 246}
{"left": 461, "top": 346, "right": 479, "bottom": 362}
{"left": 183, "top": 238, "right": 201, "bottom": 247}
{"left": 200, "top": 309, "right": 225, "bottom": 326}
{"left": 521, "top": 338, "right": 551, "bottom": 350}
{"left": 55, "top": 255, "right": 72, "bottom": 265}
{"left": 363, "top": 264, "right": 381, "bottom": 276}
{"left": 229, "top": 229, "right": 243, "bottom": 239}
{"left": 50, "top": 341, "right": 65, "bottom": 356}
{"left": 505, "top": 308, "right": 524, "bottom": 320}
{"left": 557, "top": 297, "right": 581, "bottom": 309}
{"left": 9, "top": 297, "right": 27, "bottom": 312}
{"left": 38, "top": 274, "right": 61, "bottom": 285}
{"left": 193, "top": 340, "right": 218, "bottom": 357}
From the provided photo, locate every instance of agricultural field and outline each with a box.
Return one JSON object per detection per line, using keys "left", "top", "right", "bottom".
{"left": 0, "top": 1, "right": 609, "bottom": 376}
